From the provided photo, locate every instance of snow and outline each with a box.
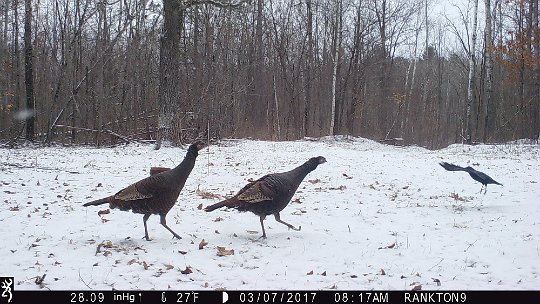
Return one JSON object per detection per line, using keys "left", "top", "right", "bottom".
{"left": 1, "top": 138, "right": 539, "bottom": 290}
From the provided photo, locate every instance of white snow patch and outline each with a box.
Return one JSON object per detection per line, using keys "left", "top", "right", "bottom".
{"left": 1, "top": 138, "right": 539, "bottom": 290}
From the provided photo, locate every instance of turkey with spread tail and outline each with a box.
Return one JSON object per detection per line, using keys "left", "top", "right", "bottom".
{"left": 204, "top": 156, "right": 327, "bottom": 238}
{"left": 83, "top": 141, "right": 207, "bottom": 240}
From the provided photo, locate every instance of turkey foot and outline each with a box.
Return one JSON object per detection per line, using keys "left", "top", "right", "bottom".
{"left": 274, "top": 213, "right": 301, "bottom": 231}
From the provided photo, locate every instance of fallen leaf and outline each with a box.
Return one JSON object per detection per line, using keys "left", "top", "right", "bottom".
{"left": 127, "top": 259, "right": 137, "bottom": 265}
{"left": 164, "top": 264, "right": 175, "bottom": 270}
{"left": 350, "top": 275, "right": 358, "bottom": 278}
{"left": 181, "top": 266, "right": 193, "bottom": 274}
{"left": 197, "top": 204, "right": 203, "bottom": 210}
{"left": 217, "top": 246, "right": 234, "bottom": 256}
{"left": 320, "top": 271, "right": 327, "bottom": 276}
{"left": 196, "top": 188, "right": 220, "bottom": 199}
{"left": 308, "top": 179, "right": 321, "bottom": 184}
{"left": 213, "top": 217, "right": 223, "bottom": 222}
{"left": 378, "top": 242, "right": 396, "bottom": 249}
{"left": 178, "top": 250, "right": 188, "bottom": 255}
{"left": 98, "top": 209, "right": 110, "bottom": 216}
{"left": 307, "top": 270, "right": 314, "bottom": 275}
{"left": 143, "top": 261, "right": 149, "bottom": 270}
{"left": 199, "top": 239, "right": 208, "bottom": 250}
{"left": 35, "top": 274, "right": 46, "bottom": 285}
{"left": 101, "top": 218, "right": 110, "bottom": 223}
{"left": 411, "top": 284, "right": 422, "bottom": 291}
{"left": 329, "top": 185, "right": 346, "bottom": 191}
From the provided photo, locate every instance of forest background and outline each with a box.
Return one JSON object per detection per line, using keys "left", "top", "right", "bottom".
{"left": 0, "top": 0, "right": 539, "bottom": 149}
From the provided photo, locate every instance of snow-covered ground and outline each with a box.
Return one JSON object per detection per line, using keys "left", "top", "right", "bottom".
{"left": 1, "top": 138, "right": 539, "bottom": 290}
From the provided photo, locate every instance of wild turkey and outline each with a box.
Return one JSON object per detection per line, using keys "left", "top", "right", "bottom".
{"left": 204, "top": 156, "right": 327, "bottom": 238}
{"left": 439, "top": 162, "right": 503, "bottom": 194}
{"left": 83, "top": 141, "right": 207, "bottom": 240}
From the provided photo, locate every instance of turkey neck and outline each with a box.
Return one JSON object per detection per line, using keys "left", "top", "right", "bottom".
{"left": 286, "top": 159, "right": 318, "bottom": 182}
{"left": 169, "top": 149, "right": 198, "bottom": 185}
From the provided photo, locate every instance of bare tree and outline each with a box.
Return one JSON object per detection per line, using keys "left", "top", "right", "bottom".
{"left": 304, "top": 0, "right": 313, "bottom": 137}
{"left": 330, "top": 0, "right": 341, "bottom": 135}
{"left": 24, "top": 0, "right": 34, "bottom": 141}
{"left": 534, "top": 0, "right": 540, "bottom": 139}
{"left": 465, "top": 0, "right": 479, "bottom": 144}
{"left": 483, "top": 0, "right": 494, "bottom": 142}
{"left": 155, "top": 0, "right": 248, "bottom": 149}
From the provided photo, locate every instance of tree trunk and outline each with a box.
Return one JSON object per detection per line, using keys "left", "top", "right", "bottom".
{"left": 24, "top": 0, "right": 35, "bottom": 141}
{"left": 272, "top": 73, "right": 281, "bottom": 140}
{"left": 533, "top": 0, "right": 540, "bottom": 140}
{"left": 347, "top": 1, "right": 363, "bottom": 135}
{"left": 483, "top": 0, "right": 494, "bottom": 142}
{"left": 304, "top": 0, "right": 313, "bottom": 137}
{"left": 403, "top": 18, "right": 419, "bottom": 139}
{"left": 330, "top": 0, "right": 341, "bottom": 136}
{"left": 255, "top": 0, "right": 265, "bottom": 137}
{"left": 156, "top": 0, "right": 182, "bottom": 150}
{"left": 375, "top": 0, "right": 388, "bottom": 139}
{"left": 465, "top": 0, "right": 479, "bottom": 144}
{"left": 1, "top": 0, "right": 9, "bottom": 133}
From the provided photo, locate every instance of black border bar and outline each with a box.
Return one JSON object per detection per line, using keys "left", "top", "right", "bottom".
{"left": 3, "top": 290, "right": 539, "bottom": 304}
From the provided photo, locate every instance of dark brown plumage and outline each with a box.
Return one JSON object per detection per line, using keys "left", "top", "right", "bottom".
{"left": 84, "top": 141, "right": 207, "bottom": 240}
{"left": 204, "top": 156, "right": 327, "bottom": 238}
{"left": 150, "top": 166, "right": 171, "bottom": 176}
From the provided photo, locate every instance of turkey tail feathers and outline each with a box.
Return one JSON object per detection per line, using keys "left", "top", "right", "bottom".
{"left": 83, "top": 197, "right": 110, "bottom": 207}
{"left": 204, "top": 198, "right": 238, "bottom": 212}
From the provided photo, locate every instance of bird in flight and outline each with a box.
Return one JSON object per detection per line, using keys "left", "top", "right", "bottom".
{"left": 439, "top": 162, "right": 503, "bottom": 194}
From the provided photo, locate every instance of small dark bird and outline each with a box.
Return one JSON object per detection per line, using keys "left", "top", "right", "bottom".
{"left": 84, "top": 141, "right": 207, "bottom": 240}
{"left": 439, "top": 162, "right": 503, "bottom": 194}
{"left": 204, "top": 156, "right": 327, "bottom": 238}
